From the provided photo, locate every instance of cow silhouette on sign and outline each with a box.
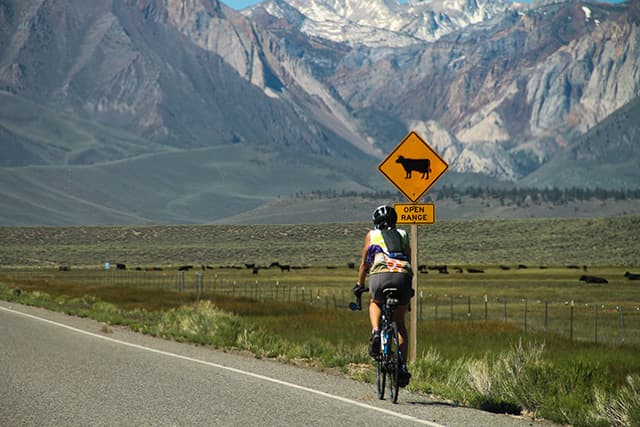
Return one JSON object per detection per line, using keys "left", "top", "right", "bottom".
{"left": 396, "top": 155, "right": 431, "bottom": 179}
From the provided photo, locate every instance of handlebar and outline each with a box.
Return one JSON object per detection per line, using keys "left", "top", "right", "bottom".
{"left": 349, "top": 287, "right": 369, "bottom": 311}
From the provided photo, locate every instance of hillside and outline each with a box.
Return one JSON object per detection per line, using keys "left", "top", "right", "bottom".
{"left": 0, "top": 0, "right": 639, "bottom": 225}
{"left": 1, "top": 216, "right": 638, "bottom": 267}
{"left": 521, "top": 95, "right": 640, "bottom": 189}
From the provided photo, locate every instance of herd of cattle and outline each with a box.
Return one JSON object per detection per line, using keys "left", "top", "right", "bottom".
{"left": 55, "top": 263, "right": 640, "bottom": 283}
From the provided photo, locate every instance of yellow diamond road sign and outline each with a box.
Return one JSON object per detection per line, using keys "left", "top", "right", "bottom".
{"left": 378, "top": 131, "right": 448, "bottom": 203}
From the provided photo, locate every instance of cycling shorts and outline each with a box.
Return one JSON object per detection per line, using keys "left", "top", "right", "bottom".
{"left": 369, "top": 272, "right": 413, "bottom": 305}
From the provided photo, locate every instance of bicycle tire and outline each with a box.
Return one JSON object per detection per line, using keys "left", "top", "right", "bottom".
{"left": 376, "top": 355, "right": 385, "bottom": 399}
{"left": 388, "top": 321, "right": 400, "bottom": 403}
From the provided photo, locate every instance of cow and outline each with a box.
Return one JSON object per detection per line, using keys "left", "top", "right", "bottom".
{"left": 116, "top": 263, "right": 126, "bottom": 270}
{"left": 396, "top": 156, "right": 431, "bottom": 179}
{"left": 624, "top": 272, "right": 640, "bottom": 280}
{"left": 428, "top": 265, "right": 448, "bottom": 274}
{"left": 178, "top": 265, "right": 193, "bottom": 271}
{"left": 467, "top": 268, "right": 485, "bottom": 273}
{"left": 579, "top": 275, "right": 608, "bottom": 284}
{"left": 58, "top": 266, "right": 70, "bottom": 271}
{"left": 280, "top": 264, "right": 291, "bottom": 272}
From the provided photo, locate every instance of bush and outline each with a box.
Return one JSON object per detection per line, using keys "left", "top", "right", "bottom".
{"left": 595, "top": 375, "right": 640, "bottom": 427}
{"left": 155, "top": 300, "right": 244, "bottom": 347}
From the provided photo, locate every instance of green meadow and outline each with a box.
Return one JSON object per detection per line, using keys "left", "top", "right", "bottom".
{"left": 1, "top": 216, "right": 640, "bottom": 426}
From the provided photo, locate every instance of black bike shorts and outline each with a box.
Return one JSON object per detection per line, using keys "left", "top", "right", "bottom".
{"left": 369, "top": 272, "right": 413, "bottom": 305}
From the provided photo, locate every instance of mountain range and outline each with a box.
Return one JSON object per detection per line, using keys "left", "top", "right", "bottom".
{"left": 0, "top": 0, "right": 638, "bottom": 225}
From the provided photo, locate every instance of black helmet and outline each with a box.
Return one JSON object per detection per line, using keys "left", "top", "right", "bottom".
{"left": 372, "top": 205, "right": 397, "bottom": 229}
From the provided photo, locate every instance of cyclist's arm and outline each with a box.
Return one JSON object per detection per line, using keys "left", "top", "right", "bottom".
{"left": 357, "top": 232, "right": 371, "bottom": 286}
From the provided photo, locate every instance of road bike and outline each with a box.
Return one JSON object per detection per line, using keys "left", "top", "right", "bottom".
{"left": 351, "top": 287, "right": 403, "bottom": 403}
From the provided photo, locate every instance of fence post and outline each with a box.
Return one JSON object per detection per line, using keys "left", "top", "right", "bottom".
{"left": 570, "top": 301, "right": 574, "bottom": 341}
{"left": 450, "top": 296, "right": 453, "bottom": 322}
{"left": 594, "top": 304, "right": 598, "bottom": 344}
{"left": 544, "top": 301, "right": 549, "bottom": 334}
{"left": 503, "top": 299, "right": 507, "bottom": 323}
{"left": 177, "top": 271, "right": 185, "bottom": 292}
{"left": 620, "top": 306, "right": 625, "bottom": 344}
{"left": 484, "top": 295, "right": 488, "bottom": 322}
{"left": 523, "top": 298, "right": 528, "bottom": 334}
{"left": 196, "top": 271, "right": 202, "bottom": 299}
{"left": 467, "top": 296, "right": 471, "bottom": 321}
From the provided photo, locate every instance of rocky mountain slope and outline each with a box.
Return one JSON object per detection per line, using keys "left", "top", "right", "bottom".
{"left": 243, "top": 0, "right": 640, "bottom": 180}
{"left": 0, "top": 0, "right": 638, "bottom": 225}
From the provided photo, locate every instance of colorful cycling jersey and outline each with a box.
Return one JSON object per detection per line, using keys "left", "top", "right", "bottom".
{"left": 366, "top": 228, "right": 412, "bottom": 275}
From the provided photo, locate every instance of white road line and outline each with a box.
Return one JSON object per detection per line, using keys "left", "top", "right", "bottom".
{"left": 1, "top": 305, "right": 446, "bottom": 427}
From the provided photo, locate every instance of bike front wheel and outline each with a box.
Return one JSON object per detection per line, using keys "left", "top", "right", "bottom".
{"left": 387, "top": 321, "right": 400, "bottom": 403}
{"left": 376, "top": 355, "right": 386, "bottom": 399}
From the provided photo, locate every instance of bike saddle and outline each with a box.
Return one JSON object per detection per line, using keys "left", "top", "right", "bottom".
{"left": 382, "top": 287, "right": 400, "bottom": 305}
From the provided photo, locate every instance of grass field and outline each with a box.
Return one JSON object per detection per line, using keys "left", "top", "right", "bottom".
{"left": 1, "top": 216, "right": 638, "bottom": 267}
{"left": 1, "top": 216, "right": 640, "bottom": 426}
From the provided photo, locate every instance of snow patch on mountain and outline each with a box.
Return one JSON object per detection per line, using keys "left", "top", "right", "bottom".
{"left": 247, "top": 0, "right": 515, "bottom": 47}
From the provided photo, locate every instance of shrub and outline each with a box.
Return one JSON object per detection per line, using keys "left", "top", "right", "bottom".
{"left": 155, "top": 300, "right": 244, "bottom": 347}
{"left": 594, "top": 375, "right": 640, "bottom": 427}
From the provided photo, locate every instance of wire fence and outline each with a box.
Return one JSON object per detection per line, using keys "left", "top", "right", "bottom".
{"left": 3, "top": 268, "right": 640, "bottom": 345}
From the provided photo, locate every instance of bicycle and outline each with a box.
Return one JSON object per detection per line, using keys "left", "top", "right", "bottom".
{"left": 351, "top": 287, "right": 403, "bottom": 403}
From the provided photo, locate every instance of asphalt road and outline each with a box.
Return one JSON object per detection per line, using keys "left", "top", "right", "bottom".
{"left": 0, "top": 301, "right": 560, "bottom": 427}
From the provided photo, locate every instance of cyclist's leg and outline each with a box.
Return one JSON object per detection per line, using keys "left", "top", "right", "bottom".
{"left": 368, "top": 275, "right": 385, "bottom": 357}
{"left": 368, "top": 274, "right": 385, "bottom": 331}
{"left": 369, "top": 299, "right": 382, "bottom": 331}
{"left": 392, "top": 304, "right": 409, "bottom": 358}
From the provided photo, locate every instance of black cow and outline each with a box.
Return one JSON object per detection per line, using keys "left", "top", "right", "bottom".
{"left": 116, "top": 263, "right": 126, "bottom": 270}
{"left": 467, "top": 268, "right": 485, "bottom": 273}
{"left": 579, "top": 275, "right": 608, "bottom": 284}
{"left": 428, "top": 265, "right": 448, "bottom": 274}
{"left": 624, "top": 272, "right": 640, "bottom": 280}
{"left": 178, "top": 265, "right": 193, "bottom": 271}
{"left": 280, "top": 265, "right": 291, "bottom": 272}
{"left": 396, "top": 156, "right": 431, "bottom": 179}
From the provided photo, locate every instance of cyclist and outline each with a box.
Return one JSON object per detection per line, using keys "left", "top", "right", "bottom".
{"left": 353, "top": 205, "right": 413, "bottom": 387}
